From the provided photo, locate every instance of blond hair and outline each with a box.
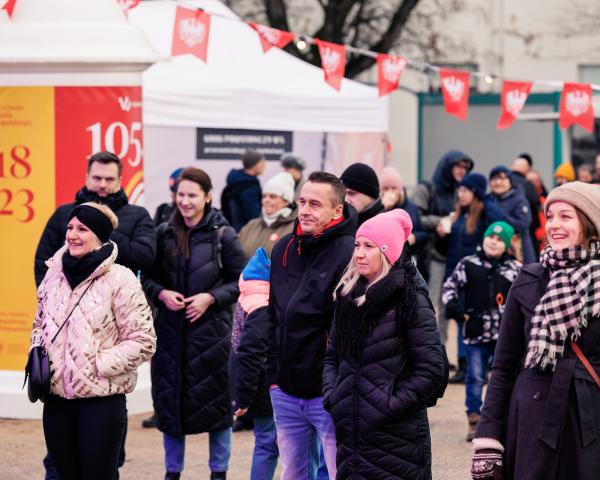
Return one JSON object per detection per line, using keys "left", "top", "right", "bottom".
{"left": 81, "top": 201, "right": 119, "bottom": 229}
{"left": 334, "top": 250, "right": 391, "bottom": 306}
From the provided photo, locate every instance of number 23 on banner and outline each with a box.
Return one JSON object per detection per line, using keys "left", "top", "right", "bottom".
{"left": 0, "top": 145, "right": 34, "bottom": 223}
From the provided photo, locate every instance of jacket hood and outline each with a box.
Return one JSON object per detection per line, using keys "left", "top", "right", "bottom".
{"left": 46, "top": 240, "right": 118, "bottom": 283}
{"left": 431, "top": 150, "right": 473, "bottom": 193}
{"left": 75, "top": 187, "right": 128, "bottom": 212}
{"left": 227, "top": 169, "right": 260, "bottom": 185}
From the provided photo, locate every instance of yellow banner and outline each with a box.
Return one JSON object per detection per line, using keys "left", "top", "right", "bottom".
{"left": 0, "top": 87, "right": 55, "bottom": 371}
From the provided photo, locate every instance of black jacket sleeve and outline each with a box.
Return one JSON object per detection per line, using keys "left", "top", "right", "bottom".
{"left": 111, "top": 207, "right": 156, "bottom": 273}
{"left": 208, "top": 226, "right": 246, "bottom": 308}
{"left": 34, "top": 207, "right": 68, "bottom": 287}
{"left": 265, "top": 282, "right": 279, "bottom": 387}
{"left": 235, "top": 307, "right": 269, "bottom": 409}
{"left": 388, "top": 288, "right": 446, "bottom": 416}
{"left": 322, "top": 320, "right": 340, "bottom": 411}
{"left": 141, "top": 224, "right": 169, "bottom": 304}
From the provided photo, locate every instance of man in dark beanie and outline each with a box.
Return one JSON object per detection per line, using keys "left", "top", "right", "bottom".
{"left": 222, "top": 149, "right": 266, "bottom": 231}
{"left": 340, "top": 163, "right": 385, "bottom": 230}
{"left": 34, "top": 150, "right": 156, "bottom": 480}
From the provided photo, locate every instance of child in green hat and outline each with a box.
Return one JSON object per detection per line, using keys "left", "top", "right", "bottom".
{"left": 442, "top": 221, "right": 522, "bottom": 442}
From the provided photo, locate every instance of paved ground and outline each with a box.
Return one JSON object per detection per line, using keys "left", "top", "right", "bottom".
{"left": 0, "top": 385, "right": 472, "bottom": 480}
{"left": 2, "top": 327, "right": 472, "bottom": 479}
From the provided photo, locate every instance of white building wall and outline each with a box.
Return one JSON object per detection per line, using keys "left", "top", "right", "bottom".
{"left": 383, "top": 0, "right": 600, "bottom": 184}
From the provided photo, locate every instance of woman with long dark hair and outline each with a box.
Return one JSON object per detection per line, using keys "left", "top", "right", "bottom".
{"left": 323, "top": 209, "right": 445, "bottom": 480}
{"left": 472, "top": 181, "right": 600, "bottom": 479}
{"left": 444, "top": 172, "right": 489, "bottom": 383}
{"left": 143, "top": 167, "right": 246, "bottom": 480}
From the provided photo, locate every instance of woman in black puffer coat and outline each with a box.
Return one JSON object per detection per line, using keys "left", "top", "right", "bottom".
{"left": 323, "top": 209, "right": 445, "bottom": 480}
{"left": 143, "top": 167, "right": 246, "bottom": 480}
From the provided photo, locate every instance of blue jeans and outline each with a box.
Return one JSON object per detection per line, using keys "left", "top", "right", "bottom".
{"left": 251, "top": 415, "right": 279, "bottom": 480}
{"left": 465, "top": 342, "right": 496, "bottom": 415}
{"left": 163, "top": 428, "right": 231, "bottom": 473}
{"left": 270, "top": 387, "right": 336, "bottom": 480}
{"left": 457, "top": 319, "right": 466, "bottom": 359}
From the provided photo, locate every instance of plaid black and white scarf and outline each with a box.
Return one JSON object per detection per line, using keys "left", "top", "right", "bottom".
{"left": 524, "top": 241, "right": 600, "bottom": 370}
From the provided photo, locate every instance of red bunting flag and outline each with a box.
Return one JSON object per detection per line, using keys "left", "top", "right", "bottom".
{"left": 0, "top": 0, "right": 17, "bottom": 18}
{"left": 249, "top": 23, "right": 295, "bottom": 53}
{"left": 377, "top": 54, "right": 407, "bottom": 97}
{"left": 439, "top": 69, "right": 470, "bottom": 121}
{"left": 497, "top": 80, "right": 532, "bottom": 130}
{"left": 315, "top": 39, "right": 346, "bottom": 91}
{"left": 559, "top": 83, "right": 595, "bottom": 132}
{"left": 171, "top": 7, "right": 211, "bottom": 62}
{"left": 116, "top": 0, "right": 140, "bottom": 16}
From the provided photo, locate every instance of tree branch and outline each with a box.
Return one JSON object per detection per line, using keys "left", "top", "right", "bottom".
{"left": 346, "top": 0, "right": 420, "bottom": 77}
{"left": 263, "top": 0, "right": 290, "bottom": 31}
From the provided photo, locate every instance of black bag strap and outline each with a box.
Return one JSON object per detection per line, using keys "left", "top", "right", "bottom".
{"left": 49, "top": 279, "right": 95, "bottom": 345}
{"left": 213, "top": 226, "right": 226, "bottom": 271}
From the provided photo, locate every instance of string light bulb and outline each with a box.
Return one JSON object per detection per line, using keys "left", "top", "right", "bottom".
{"left": 484, "top": 75, "right": 494, "bottom": 84}
{"left": 296, "top": 37, "right": 310, "bottom": 53}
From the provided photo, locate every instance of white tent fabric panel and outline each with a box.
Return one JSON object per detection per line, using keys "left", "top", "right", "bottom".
{"left": 129, "top": 0, "right": 388, "bottom": 133}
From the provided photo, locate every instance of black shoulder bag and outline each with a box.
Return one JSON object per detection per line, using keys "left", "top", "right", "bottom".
{"left": 24, "top": 281, "right": 95, "bottom": 403}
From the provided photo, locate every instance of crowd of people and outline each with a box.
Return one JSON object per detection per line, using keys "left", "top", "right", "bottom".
{"left": 29, "top": 147, "right": 600, "bottom": 480}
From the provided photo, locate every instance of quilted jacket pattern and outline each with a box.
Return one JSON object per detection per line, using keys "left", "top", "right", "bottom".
{"left": 323, "top": 264, "right": 445, "bottom": 480}
{"left": 142, "top": 208, "right": 246, "bottom": 437}
{"left": 30, "top": 242, "right": 156, "bottom": 399}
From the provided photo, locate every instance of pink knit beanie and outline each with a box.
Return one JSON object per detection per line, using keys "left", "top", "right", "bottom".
{"left": 379, "top": 166, "right": 403, "bottom": 191}
{"left": 355, "top": 209, "right": 413, "bottom": 265}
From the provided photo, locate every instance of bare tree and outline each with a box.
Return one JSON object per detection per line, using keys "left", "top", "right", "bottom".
{"left": 224, "top": 0, "right": 422, "bottom": 78}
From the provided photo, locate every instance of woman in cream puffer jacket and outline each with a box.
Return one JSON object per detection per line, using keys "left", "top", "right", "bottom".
{"left": 30, "top": 202, "right": 156, "bottom": 480}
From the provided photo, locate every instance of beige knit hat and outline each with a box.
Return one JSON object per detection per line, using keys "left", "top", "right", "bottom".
{"left": 545, "top": 181, "right": 600, "bottom": 235}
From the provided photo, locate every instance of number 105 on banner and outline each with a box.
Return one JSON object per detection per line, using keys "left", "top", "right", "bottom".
{"left": 55, "top": 86, "right": 144, "bottom": 206}
{"left": 86, "top": 121, "right": 142, "bottom": 168}
{"left": 0, "top": 145, "right": 35, "bottom": 223}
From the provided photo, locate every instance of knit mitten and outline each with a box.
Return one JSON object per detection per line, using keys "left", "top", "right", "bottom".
{"left": 471, "top": 449, "right": 503, "bottom": 479}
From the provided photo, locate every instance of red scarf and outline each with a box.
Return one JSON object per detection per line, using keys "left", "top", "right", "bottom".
{"left": 295, "top": 215, "right": 345, "bottom": 237}
{"left": 283, "top": 215, "right": 346, "bottom": 267}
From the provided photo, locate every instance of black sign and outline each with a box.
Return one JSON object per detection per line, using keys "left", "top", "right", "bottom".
{"left": 196, "top": 128, "right": 293, "bottom": 161}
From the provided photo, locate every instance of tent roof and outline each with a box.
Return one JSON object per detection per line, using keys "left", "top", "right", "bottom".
{"left": 129, "top": 0, "right": 388, "bottom": 133}
{"left": 0, "top": 0, "right": 160, "bottom": 69}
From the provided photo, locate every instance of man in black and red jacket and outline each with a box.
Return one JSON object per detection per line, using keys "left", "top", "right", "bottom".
{"left": 266, "top": 171, "right": 357, "bottom": 480}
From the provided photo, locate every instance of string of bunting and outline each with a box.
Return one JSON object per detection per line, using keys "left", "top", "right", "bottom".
{"left": 2, "top": 0, "right": 597, "bottom": 132}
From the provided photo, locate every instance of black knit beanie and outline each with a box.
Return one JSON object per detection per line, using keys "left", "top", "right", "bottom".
{"left": 68, "top": 205, "right": 114, "bottom": 243}
{"left": 340, "top": 163, "right": 380, "bottom": 199}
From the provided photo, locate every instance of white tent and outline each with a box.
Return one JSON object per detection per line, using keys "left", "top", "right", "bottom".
{"left": 129, "top": 0, "right": 388, "bottom": 133}
{"left": 129, "top": 0, "right": 388, "bottom": 214}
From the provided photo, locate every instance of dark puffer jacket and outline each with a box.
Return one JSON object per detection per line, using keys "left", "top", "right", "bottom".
{"left": 34, "top": 187, "right": 156, "bottom": 285}
{"left": 323, "top": 260, "right": 446, "bottom": 480}
{"left": 224, "top": 169, "right": 262, "bottom": 232}
{"left": 142, "top": 208, "right": 246, "bottom": 437}
{"left": 229, "top": 306, "right": 273, "bottom": 417}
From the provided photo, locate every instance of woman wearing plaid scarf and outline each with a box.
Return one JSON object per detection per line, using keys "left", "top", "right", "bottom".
{"left": 470, "top": 181, "right": 600, "bottom": 480}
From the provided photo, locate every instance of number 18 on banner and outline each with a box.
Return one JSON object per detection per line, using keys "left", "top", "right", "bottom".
{"left": 0, "top": 145, "right": 34, "bottom": 223}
